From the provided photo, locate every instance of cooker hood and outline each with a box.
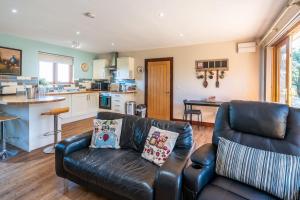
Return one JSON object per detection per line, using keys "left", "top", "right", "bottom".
{"left": 108, "top": 52, "right": 118, "bottom": 70}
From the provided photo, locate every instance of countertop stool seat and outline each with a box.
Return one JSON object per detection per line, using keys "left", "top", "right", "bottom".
{"left": 0, "top": 115, "right": 19, "bottom": 160}
{"left": 41, "top": 107, "right": 69, "bottom": 154}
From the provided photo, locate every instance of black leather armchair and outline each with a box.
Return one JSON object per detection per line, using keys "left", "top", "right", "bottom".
{"left": 56, "top": 112, "right": 193, "bottom": 200}
{"left": 183, "top": 100, "right": 300, "bottom": 200}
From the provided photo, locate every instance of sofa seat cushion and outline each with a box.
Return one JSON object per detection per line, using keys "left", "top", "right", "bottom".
{"left": 198, "top": 176, "right": 279, "bottom": 200}
{"left": 63, "top": 148, "right": 158, "bottom": 200}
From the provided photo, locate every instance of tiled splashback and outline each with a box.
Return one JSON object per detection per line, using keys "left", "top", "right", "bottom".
{"left": 0, "top": 75, "right": 39, "bottom": 86}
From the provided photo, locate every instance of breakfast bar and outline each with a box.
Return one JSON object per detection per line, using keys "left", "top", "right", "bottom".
{"left": 0, "top": 95, "right": 65, "bottom": 152}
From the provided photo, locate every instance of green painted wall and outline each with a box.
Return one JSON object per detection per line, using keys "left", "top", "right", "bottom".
{"left": 0, "top": 34, "right": 97, "bottom": 79}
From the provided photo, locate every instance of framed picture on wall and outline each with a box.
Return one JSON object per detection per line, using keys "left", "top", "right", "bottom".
{"left": 0, "top": 46, "right": 22, "bottom": 76}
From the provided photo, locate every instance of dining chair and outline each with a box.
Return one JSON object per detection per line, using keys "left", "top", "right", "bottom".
{"left": 183, "top": 99, "right": 202, "bottom": 129}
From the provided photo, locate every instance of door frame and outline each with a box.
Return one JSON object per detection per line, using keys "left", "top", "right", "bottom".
{"left": 272, "top": 37, "right": 291, "bottom": 104}
{"left": 145, "top": 57, "right": 173, "bottom": 120}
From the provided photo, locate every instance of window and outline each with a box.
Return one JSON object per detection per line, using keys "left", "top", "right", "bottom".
{"left": 272, "top": 25, "right": 300, "bottom": 107}
{"left": 38, "top": 52, "right": 73, "bottom": 83}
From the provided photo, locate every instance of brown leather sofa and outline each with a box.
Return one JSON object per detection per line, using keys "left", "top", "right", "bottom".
{"left": 55, "top": 112, "right": 194, "bottom": 200}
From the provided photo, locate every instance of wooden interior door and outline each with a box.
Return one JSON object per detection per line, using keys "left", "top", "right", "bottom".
{"left": 145, "top": 58, "right": 173, "bottom": 120}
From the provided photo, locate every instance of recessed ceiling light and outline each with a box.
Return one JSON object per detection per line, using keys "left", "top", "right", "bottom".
{"left": 179, "top": 33, "right": 184, "bottom": 37}
{"left": 11, "top": 9, "right": 18, "bottom": 14}
{"left": 159, "top": 12, "right": 165, "bottom": 17}
{"left": 111, "top": 42, "right": 115, "bottom": 46}
{"left": 83, "top": 12, "right": 95, "bottom": 19}
{"left": 71, "top": 41, "right": 80, "bottom": 49}
{"left": 76, "top": 31, "right": 80, "bottom": 35}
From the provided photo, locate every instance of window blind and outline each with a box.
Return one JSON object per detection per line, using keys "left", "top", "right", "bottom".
{"left": 38, "top": 52, "right": 74, "bottom": 65}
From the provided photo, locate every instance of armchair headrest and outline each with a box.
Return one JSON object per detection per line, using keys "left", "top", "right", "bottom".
{"left": 229, "top": 100, "right": 289, "bottom": 139}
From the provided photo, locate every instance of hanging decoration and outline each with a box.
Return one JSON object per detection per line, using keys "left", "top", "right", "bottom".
{"left": 195, "top": 59, "right": 229, "bottom": 88}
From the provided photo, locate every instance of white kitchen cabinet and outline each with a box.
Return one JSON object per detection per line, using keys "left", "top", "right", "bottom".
{"left": 52, "top": 92, "right": 100, "bottom": 124}
{"left": 116, "top": 57, "right": 135, "bottom": 79}
{"left": 111, "top": 93, "right": 135, "bottom": 114}
{"left": 93, "top": 59, "right": 109, "bottom": 79}
{"left": 58, "top": 94, "right": 72, "bottom": 119}
{"left": 87, "top": 93, "right": 99, "bottom": 113}
{"left": 71, "top": 93, "right": 89, "bottom": 117}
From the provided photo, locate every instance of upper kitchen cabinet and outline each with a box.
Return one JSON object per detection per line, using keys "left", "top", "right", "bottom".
{"left": 93, "top": 59, "right": 109, "bottom": 79}
{"left": 116, "top": 57, "right": 135, "bottom": 79}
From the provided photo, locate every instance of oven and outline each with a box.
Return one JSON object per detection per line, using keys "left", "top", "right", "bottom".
{"left": 99, "top": 93, "right": 111, "bottom": 109}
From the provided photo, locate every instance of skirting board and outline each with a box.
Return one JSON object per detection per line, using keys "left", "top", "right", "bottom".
{"left": 172, "top": 118, "right": 214, "bottom": 127}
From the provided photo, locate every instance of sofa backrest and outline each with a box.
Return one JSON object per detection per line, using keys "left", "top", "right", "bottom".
{"left": 213, "top": 100, "right": 300, "bottom": 156}
{"left": 97, "top": 112, "right": 193, "bottom": 152}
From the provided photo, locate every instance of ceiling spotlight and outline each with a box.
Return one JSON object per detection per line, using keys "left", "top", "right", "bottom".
{"left": 111, "top": 42, "right": 115, "bottom": 46}
{"left": 71, "top": 41, "right": 81, "bottom": 49}
{"left": 179, "top": 33, "right": 184, "bottom": 37}
{"left": 159, "top": 12, "right": 165, "bottom": 17}
{"left": 83, "top": 12, "right": 95, "bottom": 19}
{"left": 76, "top": 31, "right": 80, "bottom": 35}
{"left": 11, "top": 9, "right": 18, "bottom": 14}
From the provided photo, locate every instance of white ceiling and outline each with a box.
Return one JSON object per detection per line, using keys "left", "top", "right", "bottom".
{"left": 0, "top": 0, "right": 288, "bottom": 53}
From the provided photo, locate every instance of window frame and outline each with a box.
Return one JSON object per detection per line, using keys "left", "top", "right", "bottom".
{"left": 272, "top": 22, "right": 300, "bottom": 105}
{"left": 39, "top": 60, "right": 73, "bottom": 84}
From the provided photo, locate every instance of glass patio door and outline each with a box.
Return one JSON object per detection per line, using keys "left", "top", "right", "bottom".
{"left": 291, "top": 30, "right": 300, "bottom": 107}
{"left": 276, "top": 38, "right": 290, "bottom": 104}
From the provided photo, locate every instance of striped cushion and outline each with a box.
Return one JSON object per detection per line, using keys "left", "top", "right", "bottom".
{"left": 216, "top": 137, "right": 300, "bottom": 200}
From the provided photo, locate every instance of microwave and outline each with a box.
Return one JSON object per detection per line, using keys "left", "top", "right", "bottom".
{"left": 92, "top": 81, "right": 110, "bottom": 91}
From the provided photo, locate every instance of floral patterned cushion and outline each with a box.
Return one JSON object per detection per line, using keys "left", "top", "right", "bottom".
{"left": 90, "top": 119, "right": 123, "bottom": 149}
{"left": 142, "top": 126, "right": 179, "bottom": 166}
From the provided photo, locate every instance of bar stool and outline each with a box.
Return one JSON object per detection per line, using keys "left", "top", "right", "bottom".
{"left": 41, "top": 107, "right": 69, "bottom": 154}
{"left": 183, "top": 99, "right": 202, "bottom": 129}
{"left": 0, "top": 115, "right": 19, "bottom": 160}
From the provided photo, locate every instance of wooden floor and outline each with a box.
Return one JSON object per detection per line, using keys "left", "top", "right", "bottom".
{"left": 0, "top": 118, "right": 213, "bottom": 200}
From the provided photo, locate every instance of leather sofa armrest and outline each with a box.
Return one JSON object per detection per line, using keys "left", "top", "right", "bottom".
{"left": 183, "top": 143, "right": 217, "bottom": 200}
{"left": 183, "top": 164, "right": 215, "bottom": 200}
{"left": 155, "top": 147, "right": 193, "bottom": 200}
{"left": 55, "top": 131, "right": 93, "bottom": 177}
{"left": 190, "top": 143, "right": 217, "bottom": 166}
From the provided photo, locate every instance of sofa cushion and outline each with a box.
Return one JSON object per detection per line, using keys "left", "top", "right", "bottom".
{"left": 216, "top": 137, "right": 300, "bottom": 200}
{"left": 142, "top": 126, "right": 179, "bottom": 166}
{"left": 63, "top": 148, "right": 158, "bottom": 200}
{"left": 229, "top": 100, "right": 289, "bottom": 139}
{"left": 90, "top": 119, "right": 123, "bottom": 149}
{"left": 198, "top": 176, "right": 279, "bottom": 200}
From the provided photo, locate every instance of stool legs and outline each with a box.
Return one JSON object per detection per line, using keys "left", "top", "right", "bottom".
{"left": 43, "top": 115, "right": 59, "bottom": 154}
{"left": 0, "top": 121, "right": 7, "bottom": 160}
{"left": 0, "top": 121, "right": 18, "bottom": 160}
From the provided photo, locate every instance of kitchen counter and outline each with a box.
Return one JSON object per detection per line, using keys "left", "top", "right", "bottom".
{"left": 0, "top": 95, "right": 65, "bottom": 105}
{"left": 46, "top": 90, "right": 136, "bottom": 95}
{"left": 46, "top": 90, "right": 99, "bottom": 95}
{"left": 0, "top": 95, "right": 66, "bottom": 152}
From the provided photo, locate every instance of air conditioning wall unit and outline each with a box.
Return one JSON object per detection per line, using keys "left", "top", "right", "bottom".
{"left": 237, "top": 42, "right": 257, "bottom": 53}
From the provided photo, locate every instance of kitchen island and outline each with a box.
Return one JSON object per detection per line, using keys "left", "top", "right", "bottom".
{"left": 0, "top": 95, "right": 65, "bottom": 152}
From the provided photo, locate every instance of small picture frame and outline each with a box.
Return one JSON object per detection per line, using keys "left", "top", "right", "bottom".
{"left": 0, "top": 46, "right": 22, "bottom": 76}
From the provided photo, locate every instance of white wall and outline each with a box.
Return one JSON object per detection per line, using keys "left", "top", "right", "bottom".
{"left": 100, "top": 41, "right": 260, "bottom": 123}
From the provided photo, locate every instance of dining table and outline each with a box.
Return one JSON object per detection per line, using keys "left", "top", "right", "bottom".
{"left": 184, "top": 100, "right": 226, "bottom": 109}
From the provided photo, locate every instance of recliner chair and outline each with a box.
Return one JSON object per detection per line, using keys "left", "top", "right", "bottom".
{"left": 183, "top": 100, "right": 300, "bottom": 200}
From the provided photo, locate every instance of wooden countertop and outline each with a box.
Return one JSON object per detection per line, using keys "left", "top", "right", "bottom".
{"left": 46, "top": 90, "right": 100, "bottom": 95}
{"left": 0, "top": 95, "right": 66, "bottom": 105}
{"left": 46, "top": 90, "right": 136, "bottom": 95}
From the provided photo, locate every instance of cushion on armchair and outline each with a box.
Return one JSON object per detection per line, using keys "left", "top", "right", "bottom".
{"left": 216, "top": 137, "right": 300, "bottom": 200}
